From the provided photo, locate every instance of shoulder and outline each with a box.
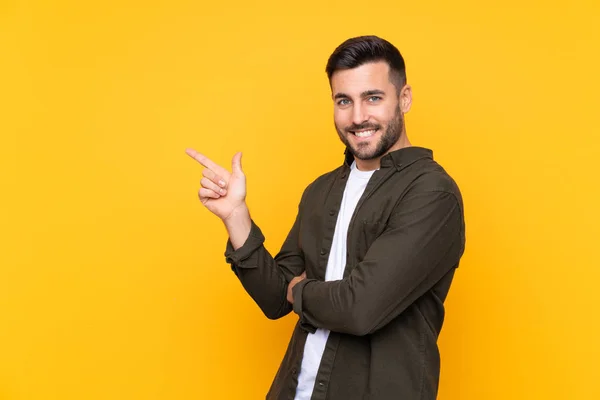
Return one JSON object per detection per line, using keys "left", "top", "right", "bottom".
{"left": 300, "top": 165, "right": 346, "bottom": 199}
{"left": 405, "top": 158, "right": 464, "bottom": 208}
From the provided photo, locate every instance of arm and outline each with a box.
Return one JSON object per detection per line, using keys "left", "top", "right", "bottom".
{"left": 224, "top": 198, "right": 307, "bottom": 320}
{"left": 292, "top": 188, "right": 465, "bottom": 336}
{"left": 185, "top": 148, "right": 306, "bottom": 320}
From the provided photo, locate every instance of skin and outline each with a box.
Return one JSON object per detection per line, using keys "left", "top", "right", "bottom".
{"left": 186, "top": 60, "right": 413, "bottom": 303}
{"left": 332, "top": 61, "right": 412, "bottom": 171}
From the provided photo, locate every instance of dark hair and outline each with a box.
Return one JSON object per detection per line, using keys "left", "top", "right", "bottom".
{"left": 325, "top": 35, "right": 407, "bottom": 93}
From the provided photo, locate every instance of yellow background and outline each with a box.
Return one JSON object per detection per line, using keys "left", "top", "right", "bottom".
{"left": 1, "top": 0, "right": 599, "bottom": 399}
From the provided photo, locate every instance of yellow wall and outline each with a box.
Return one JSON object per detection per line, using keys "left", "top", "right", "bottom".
{"left": 1, "top": 1, "right": 599, "bottom": 399}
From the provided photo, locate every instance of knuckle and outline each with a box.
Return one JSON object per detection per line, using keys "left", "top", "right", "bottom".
{"left": 201, "top": 178, "right": 214, "bottom": 188}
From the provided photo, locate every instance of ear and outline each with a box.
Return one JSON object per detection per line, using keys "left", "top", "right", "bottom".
{"left": 399, "top": 84, "right": 412, "bottom": 113}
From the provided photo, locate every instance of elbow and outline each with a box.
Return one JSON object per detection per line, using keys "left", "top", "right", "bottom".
{"left": 261, "top": 301, "right": 292, "bottom": 320}
{"left": 263, "top": 309, "right": 286, "bottom": 320}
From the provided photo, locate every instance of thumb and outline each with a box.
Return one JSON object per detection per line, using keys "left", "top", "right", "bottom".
{"left": 232, "top": 152, "right": 243, "bottom": 174}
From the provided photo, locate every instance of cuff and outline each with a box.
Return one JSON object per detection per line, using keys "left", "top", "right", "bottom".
{"left": 292, "top": 279, "right": 317, "bottom": 334}
{"left": 224, "top": 219, "right": 265, "bottom": 269}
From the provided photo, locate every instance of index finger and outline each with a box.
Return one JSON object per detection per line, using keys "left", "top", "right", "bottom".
{"left": 185, "top": 148, "right": 230, "bottom": 179}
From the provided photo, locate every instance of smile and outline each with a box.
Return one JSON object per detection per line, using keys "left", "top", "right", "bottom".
{"left": 351, "top": 129, "right": 378, "bottom": 138}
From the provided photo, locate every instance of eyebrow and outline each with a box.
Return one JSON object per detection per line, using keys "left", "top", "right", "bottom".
{"left": 333, "top": 89, "right": 386, "bottom": 100}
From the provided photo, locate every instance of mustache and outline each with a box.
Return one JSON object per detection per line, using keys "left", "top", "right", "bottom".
{"left": 345, "top": 123, "right": 381, "bottom": 133}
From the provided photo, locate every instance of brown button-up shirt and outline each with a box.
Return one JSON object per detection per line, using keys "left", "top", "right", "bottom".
{"left": 225, "top": 146, "right": 466, "bottom": 400}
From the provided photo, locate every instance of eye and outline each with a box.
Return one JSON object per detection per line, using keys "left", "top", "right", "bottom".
{"left": 367, "top": 96, "right": 382, "bottom": 102}
{"left": 337, "top": 98, "right": 351, "bottom": 106}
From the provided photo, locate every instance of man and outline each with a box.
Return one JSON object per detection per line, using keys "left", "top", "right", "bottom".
{"left": 186, "top": 35, "right": 465, "bottom": 400}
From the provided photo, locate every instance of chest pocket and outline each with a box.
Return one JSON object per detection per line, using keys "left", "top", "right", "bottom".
{"left": 354, "top": 220, "right": 387, "bottom": 261}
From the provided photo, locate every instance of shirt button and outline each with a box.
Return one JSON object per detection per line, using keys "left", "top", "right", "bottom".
{"left": 318, "top": 381, "right": 324, "bottom": 386}
{"left": 320, "top": 249, "right": 327, "bottom": 255}
{"left": 329, "top": 210, "right": 335, "bottom": 216}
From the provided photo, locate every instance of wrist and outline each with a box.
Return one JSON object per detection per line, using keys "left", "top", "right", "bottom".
{"left": 223, "top": 204, "right": 251, "bottom": 250}
{"left": 223, "top": 203, "right": 250, "bottom": 226}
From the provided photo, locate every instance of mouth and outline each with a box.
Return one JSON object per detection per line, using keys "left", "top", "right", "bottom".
{"left": 349, "top": 128, "right": 379, "bottom": 139}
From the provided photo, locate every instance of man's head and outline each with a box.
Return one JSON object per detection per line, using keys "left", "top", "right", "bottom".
{"left": 326, "top": 36, "right": 412, "bottom": 169}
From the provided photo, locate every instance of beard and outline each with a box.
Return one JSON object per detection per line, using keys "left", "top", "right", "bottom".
{"left": 336, "top": 104, "right": 403, "bottom": 161}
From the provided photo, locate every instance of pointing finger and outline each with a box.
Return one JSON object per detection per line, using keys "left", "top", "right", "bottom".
{"left": 185, "top": 148, "right": 230, "bottom": 180}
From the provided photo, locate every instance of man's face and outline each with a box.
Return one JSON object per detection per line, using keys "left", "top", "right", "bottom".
{"left": 331, "top": 61, "right": 404, "bottom": 162}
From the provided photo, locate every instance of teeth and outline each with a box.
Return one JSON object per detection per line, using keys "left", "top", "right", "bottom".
{"left": 355, "top": 129, "right": 376, "bottom": 138}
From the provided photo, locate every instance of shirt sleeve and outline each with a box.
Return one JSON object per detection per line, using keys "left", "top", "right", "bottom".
{"left": 292, "top": 187, "right": 465, "bottom": 336}
{"left": 224, "top": 220, "right": 267, "bottom": 269}
{"left": 224, "top": 189, "right": 310, "bottom": 320}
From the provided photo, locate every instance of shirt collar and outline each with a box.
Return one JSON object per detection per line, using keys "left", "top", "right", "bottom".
{"left": 343, "top": 146, "right": 433, "bottom": 171}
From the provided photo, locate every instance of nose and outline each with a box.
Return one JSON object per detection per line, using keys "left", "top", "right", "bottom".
{"left": 351, "top": 103, "right": 368, "bottom": 126}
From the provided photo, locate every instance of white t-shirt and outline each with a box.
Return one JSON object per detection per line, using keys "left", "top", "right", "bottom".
{"left": 294, "top": 161, "right": 375, "bottom": 400}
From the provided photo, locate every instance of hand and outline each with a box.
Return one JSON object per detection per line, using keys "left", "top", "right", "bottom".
{"left": 287, "top": 272, "right": 307, "bottom": 304}
{"left": 185, "top": 148, "right": 247, "bottom": 221}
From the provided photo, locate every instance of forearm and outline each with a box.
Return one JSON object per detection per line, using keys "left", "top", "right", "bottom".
{"left": 292, "top": 260, "right": 453, "bottom": 335}
{"left": 223, "top": 204, "right": 252, "bottom": 250}
{"left": 231, "top": 246, "right": 294, "bottom": 320}
{"left": 225, "top": 215, "right": 306, "bottom": 320}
